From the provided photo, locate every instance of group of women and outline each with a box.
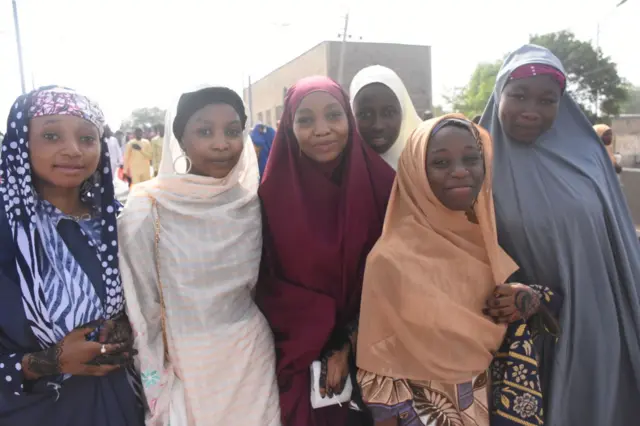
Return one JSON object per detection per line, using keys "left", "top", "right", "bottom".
{"left": 1, "top": 43, "right": 639, "bottom": 426}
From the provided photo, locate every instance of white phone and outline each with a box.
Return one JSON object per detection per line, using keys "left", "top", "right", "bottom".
{"left": 309, "top": 360, "right": 353, "bottom": 409}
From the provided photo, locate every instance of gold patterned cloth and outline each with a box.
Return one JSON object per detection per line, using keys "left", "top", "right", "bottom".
{"left": 358, "top": 370, "right": 489, "bottom": 426}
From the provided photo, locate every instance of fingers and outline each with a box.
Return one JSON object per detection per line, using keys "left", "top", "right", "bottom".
{"left": 319, "top": 357, "right": 328, "bottom": 398}
{"left": 484, "top": 305, "right": 517, "bottom": 321}
{"left": 492, "top": 284, "right": 514, "bottom": 297}
{"left": 83, "top": 363, "right": 121, "bottom": 377}
{"left": 486, "top": 296, "right": 513, "bottom": 309}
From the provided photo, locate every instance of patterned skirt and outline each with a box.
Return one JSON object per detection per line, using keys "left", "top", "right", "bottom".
{"left": 358, "top": 369, "right": 490, "bottom": 426}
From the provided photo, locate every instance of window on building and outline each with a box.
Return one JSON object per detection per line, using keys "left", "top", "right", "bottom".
{"left": 257, "top": 112, "right": 263, "bottom": 124}
{"left": 266, "top": 110, "right": 272, "bottom": 127}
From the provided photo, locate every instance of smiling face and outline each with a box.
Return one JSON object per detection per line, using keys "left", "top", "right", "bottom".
{"left": 292, "top": 91, "right": 350, "bottom": 163}
{"left": 29, "top": 115, "right": 102, "bottom": 190}
{"left": 353, "top": 83, "right": 402, "bottom": 154}
{"left": 499, "top": 74, "right": 562, "bottom": 144}
{"left": 180, "top": 103, "right": 244, "bottom": 178}
{"left": 426, "top": 124, "right": 485, "bottom": 211}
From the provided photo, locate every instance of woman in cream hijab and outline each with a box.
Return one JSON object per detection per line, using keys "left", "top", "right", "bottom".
{"left": 350, "top": 65, "right": 422, "bottom": 169}
{"left": 118, "top": 85, "right": 280, "bottom": 425}
{"left": 357, "top": 115, "right": 558, "bottom": 426}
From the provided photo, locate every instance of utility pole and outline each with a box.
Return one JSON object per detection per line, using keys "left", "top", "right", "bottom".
{"left": 337, "top": 13, "right": 349, "bottom": 86}
{"left": 247, "top": 75, "right": 254, "bottom": 129}
{"left": 594, "top": 0, "right": 627, "bottom": 117}
{"left": 12, "top": 0, "right": 26, "bottom": 94}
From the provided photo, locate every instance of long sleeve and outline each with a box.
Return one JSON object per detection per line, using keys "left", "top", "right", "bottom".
{"left": 123, "top": 143, "right": 132, "bottom": 175}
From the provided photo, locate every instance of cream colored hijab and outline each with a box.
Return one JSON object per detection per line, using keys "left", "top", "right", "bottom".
{"left": 357, "top": 113, "right": 518, "bottom": 384}
{"left": 350, "top": 65, "right": 422, "bottom": 169}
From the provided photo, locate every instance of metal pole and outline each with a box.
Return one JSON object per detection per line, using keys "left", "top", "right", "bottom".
{"left": 595, "top": 22, "right": 600, "bottom": 117}
{"left": 337, "top": 13, "right": 349, "bottom": 86}
{"left": 247, "top": 75, "right": 254, "bottom": 129}
{"left": 12, "top": 0, "right": 26, "bottom": 94}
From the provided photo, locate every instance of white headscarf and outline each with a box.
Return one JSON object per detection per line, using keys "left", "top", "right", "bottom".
{"left": 350, "top": 65, "right": 422, "bottom": 169}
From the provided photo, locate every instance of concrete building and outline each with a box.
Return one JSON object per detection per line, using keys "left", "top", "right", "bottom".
{"left": 243, "top": 40, "right": 432, "bottom": 128}
{"left": 612, "top": 114, "right": 640, "bottom": 168}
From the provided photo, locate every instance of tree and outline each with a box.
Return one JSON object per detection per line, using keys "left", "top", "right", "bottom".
{"left": 444, "top": 61, "right": 502, "bottom": 119}
{"left": 446, "top": 31, "right": 629, "bottom": 122}
{"left": 120, "top": 107, "right": 166, "bottom": 131}
{"left": 621, "top": 85, "right": 640, "bottom": 114}
{"left": 530, "top": 30, "right": 628, "bottom": 121}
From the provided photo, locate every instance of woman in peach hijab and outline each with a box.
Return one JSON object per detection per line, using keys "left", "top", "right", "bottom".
{"left": 594, "top": 124, "right": 623, "bottom": 174}
{"left": 356, "top": 115, "right": 559, "bottom": 426}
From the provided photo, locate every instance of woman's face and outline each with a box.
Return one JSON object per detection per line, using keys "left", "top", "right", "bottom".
{"left": 181, "top": 103, "right": 244, "bottom": 178}
{"left": 353, "top": 83, "right": 402, "bottom": 154}
{"left": 426, "top": 125, "right": 485, "bottom": 211}
{"left": 292, "top": 91, "right": 349, "bottom": 163}
{"left": 601, "top": 129, "right": 613, "bottom": 146}
{"left": 499, "top": 75, "right": 561, "bottom": 144}
{"left": 29, "top": 115, "right": 101, "bottom": 190}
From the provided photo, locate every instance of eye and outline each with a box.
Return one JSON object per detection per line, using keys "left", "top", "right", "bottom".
{"left": 295, "top": 116, "right": 313, "bottom": 126}
{"left": 509, "top": 93, "right": 526, "bottom": 101}
{"left": 356, "top": 110, "right": 372, "bottom": 120}
{"left": 382, "top": 107, "right": 398, "bottom": 118}
{"left": 80, "top": 135, "right": 97, "bottom": 144}
{"left": 463, "top": 154, "right": 481, "bottom": 165}
{"left": 326, "top": 110, "right": 343, "bottom": 121}
{"left": 43, "top": 132, "right": 59, "bottom": 141}
{"left": 225, "top": 128, "right": 242, "bottom": 138}
{"left": 197, "top": 128, "right": 212, "bottom": 137}
{"left": 431, "top": 159, "right": 449, "bottom": 168}
{"left": 539, "top": 98, "right": 557, "bottom": 106}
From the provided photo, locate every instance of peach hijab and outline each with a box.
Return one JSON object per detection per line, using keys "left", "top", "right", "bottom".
{"left": 357, "top": 113, "right": 518, "bottom": 384}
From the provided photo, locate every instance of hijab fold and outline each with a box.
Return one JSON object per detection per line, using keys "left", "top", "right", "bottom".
{"left": 350, "top": 66, "right": 422, "bottom": 169}
{"left": 258, "top": 76, "right": 395, "bottom": 425}
{"left": 357, "top": 113, "right": 517, "bottom": 383}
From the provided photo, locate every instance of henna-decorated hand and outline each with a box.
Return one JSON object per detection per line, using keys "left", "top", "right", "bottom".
{"left": 483, "top": 283, "right": 541, "bottom": 324}
{"left": 319, "top": 343, "right": 350, "bottom": 399}
{"left": 22, "top": 320, "right": 132, "bottom": 380}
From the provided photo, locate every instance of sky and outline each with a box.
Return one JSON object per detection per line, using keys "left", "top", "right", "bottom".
{"left": 1, "top": 0, "right": 639, "bottom": 130}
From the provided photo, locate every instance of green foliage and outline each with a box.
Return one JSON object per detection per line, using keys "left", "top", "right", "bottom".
{"left": 444, "top": 61, "right": 502, "bottom": 119}
{"left": 120, "top": 107, "right": 166, "bottom": 131}
{"left": 446, "top": 30, "right": 629, "bottom": 121}
{"left": 621, "top": 85, "right": 640, "bottom": 114}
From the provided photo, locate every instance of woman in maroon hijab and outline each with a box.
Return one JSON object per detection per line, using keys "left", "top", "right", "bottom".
{"left": 258, "top": 76, "right": 395, "bottom": 426}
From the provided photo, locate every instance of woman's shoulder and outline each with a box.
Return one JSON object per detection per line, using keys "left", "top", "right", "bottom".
{"left": 117, "top": 194, "right": 154, "bottom": 244}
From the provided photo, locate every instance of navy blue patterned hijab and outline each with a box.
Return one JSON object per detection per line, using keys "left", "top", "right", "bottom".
{"left": 0, "top": 86, "right": 124, "bottom": 349}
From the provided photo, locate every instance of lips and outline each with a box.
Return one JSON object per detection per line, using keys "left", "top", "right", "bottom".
{"left": 54, "top": 165, "right": 84, "bottom": 174}
{"left": 313, "top": 140, "right": 339, "bottom": 153}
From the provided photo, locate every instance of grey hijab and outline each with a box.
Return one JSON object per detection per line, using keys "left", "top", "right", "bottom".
{"left": 480, "top": 44, "right": 640, "bottom": 426}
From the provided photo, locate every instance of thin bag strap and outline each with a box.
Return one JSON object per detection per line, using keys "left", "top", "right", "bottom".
{"left": 151, "top": 198, "right": 170, "bottom": 362}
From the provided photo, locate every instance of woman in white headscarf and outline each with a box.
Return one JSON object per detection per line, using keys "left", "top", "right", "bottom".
{"left": 118, "top": 85, "right": 280, "bottom": 426}
{"left": 350, "top": 65, "right": 422, "bottom": 169}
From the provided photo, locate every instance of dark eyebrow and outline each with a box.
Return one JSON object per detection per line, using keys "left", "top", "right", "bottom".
{"left": 43, "top": 118, "right": 61, "bottom": 125}
{"left": 295, "top": 108, "right": 313, "bottom": 115}
{"left": 226, "top": 120, "right": 242, "bottom": 126}
{"left": 431, "top": 148, "right": 449, "bottom": 154}
{"left": 194, "top": 117, "right": 214, "bottom": 125}
{"left": 324, "top": 102, "right": 342, "bottom": 111}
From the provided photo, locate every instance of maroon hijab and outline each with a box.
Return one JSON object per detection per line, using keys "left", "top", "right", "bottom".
{"left": 258, "top": 76, "right": 395, "bottom": 426}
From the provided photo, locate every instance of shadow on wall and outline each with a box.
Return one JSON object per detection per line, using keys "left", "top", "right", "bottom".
{"left": 621, "top": 169, "right": 640, "bottom": 234}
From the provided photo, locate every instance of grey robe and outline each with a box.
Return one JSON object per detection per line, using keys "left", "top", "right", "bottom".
{"left": 480, "top": 44, "right": 640, "bottom": 426}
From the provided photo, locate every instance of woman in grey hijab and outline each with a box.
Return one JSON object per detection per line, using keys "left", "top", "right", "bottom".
{"left": 480, "top": 44, "right": 640, "bottom": 426}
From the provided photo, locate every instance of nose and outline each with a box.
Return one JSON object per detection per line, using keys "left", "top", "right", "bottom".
{"left": 210, "top": 132, "right": 230, "bottom": 150}
{"left": 372, "top": 114, "right": 384, "bottom": 132}
{"left": 313, "top": 118, "right": 331, "bottom": 136}
{"left": 450, "top": 163, "right": 470, "bottom": 179}
{"left": 61, "top": 139, "right": 82, "bottom": 157}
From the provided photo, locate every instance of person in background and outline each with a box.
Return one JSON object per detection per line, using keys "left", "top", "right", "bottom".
{"left": 123, "top": 127, "right": 152, "bottom": 186}
{"left": 594, "top": 124, "right": 623, "bottom": 174}
{"left": 150, "top": 123, "right": 164, "bottom": 177}
{"left": 258, "top": 76, "right": 395, "bottom": 426}
{"left": 120, "top": 86, "right": 279, "bottom": 425}
{"left": 350, "top": 65, "right": 422, "bottom": 170}
{"left": 250, "top": 123, "right": 276, "bottom": 179}
{"left": 104, "top": 125, "right": 123, "bottom": 175}
{"left": 0, "top": 86, "right": 141, "bottom": 425}
{"left": 480, "top": 44, "right": 640, "bottom": 425}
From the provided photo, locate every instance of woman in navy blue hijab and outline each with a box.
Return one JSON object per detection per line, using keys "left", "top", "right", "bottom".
{"left": 0, "top": 86, "right": 142, "bottom": 425}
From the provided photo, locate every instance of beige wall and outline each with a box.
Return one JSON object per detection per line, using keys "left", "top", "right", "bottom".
{"left": 621, "top": 169, "right": 640, "bottom": 230}
{"left": 243, "top": 43, "right": 329, "bottom": 128}
{"left": 243, "top": 41, "right": 433, "bottom": 129}
{"left": 326, "top": 41, "right": 432, "bottom": 115}
{"left": 612, "top": 115, "right": 640, "bottom": 167}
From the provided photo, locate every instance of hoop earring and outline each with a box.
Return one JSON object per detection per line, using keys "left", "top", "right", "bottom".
{"left": 173, "top": 154, "right": 192, "bottom": 175}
